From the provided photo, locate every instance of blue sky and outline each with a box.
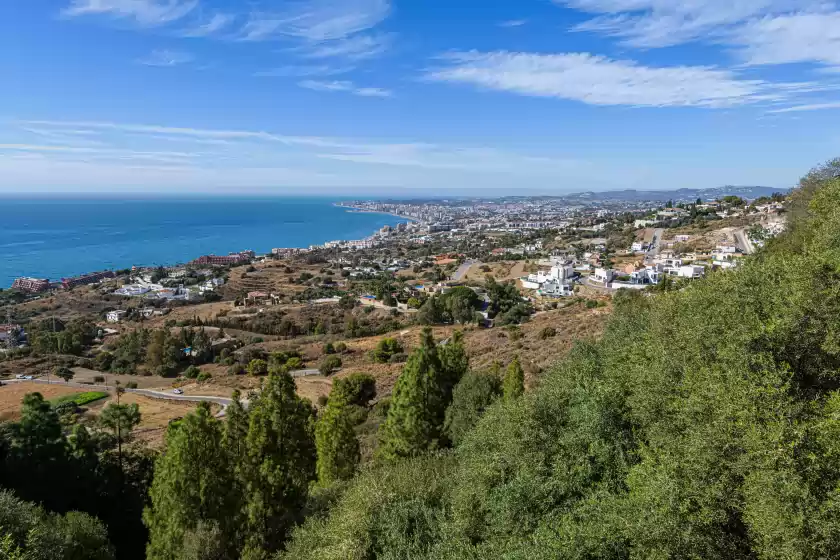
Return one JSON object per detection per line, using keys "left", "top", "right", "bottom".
{"left": 2, "top": 0, "right": 840, "bottom": 194}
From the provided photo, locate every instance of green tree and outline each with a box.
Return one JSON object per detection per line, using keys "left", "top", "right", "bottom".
{"left": 315, "top": 390, "right": 360, "bottom": 486}
{"left": 53, "top": 365, "right": 74, "bottom": 383}
{"left": 444, "top": 371, "right": 502, "bottom": 447}
{"left": 378, "top": 328, "right": 462, "bottom": 460}
{"left": 145, "top": 402, "right": 236, "bottom": 560}
{"left": 331, "top": 373, "right": 376, "bottom": 407}
{"left": 370, "top": 337, "right": 403, "bottom": 363}
{"left": 503, "top": 356, "right": 525, "bottom": 401}
{"left": 99, "top": 402, "right": 141, "bottom": 474}
{"left": 319, "top": 355, "right": 342, "bottom": 376}
{"left": 240, "top": 372, "right": 316, "bottom": 555}
{"left": 247, "top": 359, "right": 268, "bottom": 377}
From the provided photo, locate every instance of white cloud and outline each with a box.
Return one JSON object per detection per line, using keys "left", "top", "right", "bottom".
{"left": 732, "top": 12, "right": 840, "bottom": 67}
{"left": 559, "top": 0, "right": 840, "bottom": 73}
{"left": 253, "top": 65, "right": 354, "bottom": 77}
{"left": 559, "top": 0, "right": 803, "bottom": 47}
{"left": 767, "top": 101, "right": 840, "bottom": 113}
{"left": 180, "top": 13, "right": 235, "bottom": 37}
{"left": 240, "top": 0, "right": 390, "bottom": 42}
{"left": 299, "top": 80, "right": 392, "bottom": 97}
{"left": 499, "top": 19, "right": 528, "bottom": 28}
{"left": 63, "top": 0, "right": 198, "bottom": 26}
{"left": 137, "top": 49, "right": 194, "bottom": 66}
{"left": 426, "top": 51, "right": 791, "bottom": 108}
{"left": 305, "top": 33, "right": 392, "bottom": 60}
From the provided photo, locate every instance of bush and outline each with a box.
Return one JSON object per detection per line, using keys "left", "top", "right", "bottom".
{"left": 93, "top": 375, "right": 105, "bottom": 384}
{"left": 125, "top": 381, "right": 138, "bottom": 389}
{"left": 388, "top": 352, "right": 408, "bottom": 364}
{"left": 538, "top": 326, "right": 557, "bottom": 340}
{"left": 323, "top": 342, "right": 336, "bottom": 355}
{"left": 585, "top": 299, "right": 599, "bottom": 309}
{"left": 247, "top": 359, "right": 268, "bottom": 376}
{"left": 196, "top": 371, "right": 212, "bottom": 383}
{"left": 334, "top": 342, "right": 348, "bottom": 354}
{"left": 184, "top": 365, "right": 201, "bottom": 379}
{"left": 370, "top": 338, "right": 403, "bottom": 364}
{"left": 331, "top": 373, "right": 377, "bottom": 407}
{"left": 444, "top": 371, "right": 503, "bottom": 447}
{"left": 319, "top": 355, "right": 342, "bottom": 376}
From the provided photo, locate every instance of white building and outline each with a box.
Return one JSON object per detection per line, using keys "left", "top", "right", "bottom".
{"left": 106, "top": 310, "right": 127, "bottom": 323}
{"left": 520, "top": 262, "right": 575, "bottom": 290}
{"left": 591, "top": 268, "right": 614, "bottom": 285}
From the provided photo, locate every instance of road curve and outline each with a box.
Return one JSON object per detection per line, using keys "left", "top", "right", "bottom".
{"left": 1, "top": 378, "right": 234, "bottom": 416}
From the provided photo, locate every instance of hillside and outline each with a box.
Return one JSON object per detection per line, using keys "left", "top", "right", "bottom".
{"left": 281, "top": 161, "right": 840, "bottom": 559}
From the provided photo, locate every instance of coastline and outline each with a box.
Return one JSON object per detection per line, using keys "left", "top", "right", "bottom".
{"left": 334, "top": 203, "right": 420, "bottom": 224}
{"left": 2, "top": 198, "right": 406, "bottom": 288}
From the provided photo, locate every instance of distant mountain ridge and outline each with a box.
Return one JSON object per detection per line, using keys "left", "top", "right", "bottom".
{"left": 563, "top": 185, "right": 787, "bottom": 203}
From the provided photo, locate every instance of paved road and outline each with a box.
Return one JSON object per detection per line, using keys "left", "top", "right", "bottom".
{"left": 2, "top": 367, "right": 326, "bottom": 416}
{"left": 643, "top": 228, "right": 665, "bottom": 263}
{"left": 452, "top": 260, "right": 476, "bottom": 282}
{"left": 734, "top": 229, "right": 756, "bottom": 255}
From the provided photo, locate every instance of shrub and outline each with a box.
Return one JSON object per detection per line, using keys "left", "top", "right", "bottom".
{"left": 388, "top": 352, "right": 408, "bottom": 364}
{"left": 184, "top": 365, "right": 201, "bottom": 379}
{"left": 196, "top": 371, "right": 212, "bottom": 383}
{"left": 586, "top": 299, "right": 599, "bottom": 309}
{"left": 247, "top": 359, "right": 268, "bottom": 376}
{"left": 538, "top": 326, "right": 557, "bottom": 340}
{"left": 331, "top": 373, "right": 377, "bottom": 407}
{"left": 319, "top": 355, "right": 342, "bottom": 376}
{"left": 125, "top": 381, "right": 138, "bottom": 389}
{"left": 444, "top": 371, "right": 503, "bottom": 447}
{"left": 370, "top": 338, "right": 403, "bottom": 364}
{"left": 93, "top": 375, "right": 105, "bottom": 384}
{"left": 323, "top": 342, "right": 336, "bottom": 355}
{"left": 334, "top": 342, "right": 348, "bottom": 354}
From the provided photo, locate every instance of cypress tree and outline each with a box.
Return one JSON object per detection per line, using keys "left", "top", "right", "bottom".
{"left": 241, "top": 372, "right": 316, "bottom": 556}
{"left": 503, "top": 356, "right": 525, "bottom": 401}
{"left": 378, "top": 327, "right": 464, "bottom": 460}
{"left": 314, "top": 390, "right": 360, "bottom": 486}
{"left": 144, "top": 402, "right": 235, "bottom": 560}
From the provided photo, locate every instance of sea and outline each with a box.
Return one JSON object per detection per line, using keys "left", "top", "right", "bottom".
{"left": 0, "top": 197, "right": 406, "bottom": 288}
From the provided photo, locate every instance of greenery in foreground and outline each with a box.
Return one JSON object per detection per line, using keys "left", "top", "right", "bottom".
{"left": 3, "top": 160, "right": 840, "bottom": 559}
{"left": 282, "top": 162, "right": 840, "bottom": 559}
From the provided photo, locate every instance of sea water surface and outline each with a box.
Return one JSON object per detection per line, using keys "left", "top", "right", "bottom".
{"left": 0, "top": 197, "right": 404, "bottom": 288}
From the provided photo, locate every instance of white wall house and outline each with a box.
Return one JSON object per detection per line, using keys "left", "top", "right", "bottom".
{"left": 106, "top": 310, "right": 127, "bottom": 323}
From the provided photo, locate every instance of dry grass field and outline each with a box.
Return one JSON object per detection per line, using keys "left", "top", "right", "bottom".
{"left": 0, "top": 382, "right": 84, "bottom": 421}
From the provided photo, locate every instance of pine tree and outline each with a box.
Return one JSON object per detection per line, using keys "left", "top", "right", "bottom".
{"left": 144, "top": 402, "right": 236, "bottom": 560}
{"left": 241, "top": 372, "right": 316, "bottom": 556}
{"left": 378, "top": 328, "right": 464, "bottom": 460}
{"left": 503, "top": 356, "right": 525, "bottom": 401}
{"left": 315, "top": 389, "right": 360, "bottom": 486}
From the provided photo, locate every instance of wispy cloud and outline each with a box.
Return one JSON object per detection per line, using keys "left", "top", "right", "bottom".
{"left": 732, "top": 12, "right": 840, "bottom": 68}
{"left": 559, "top": 0, "right": 840, "bottom": 74}
{"left": 559, "top": 0, "right": 801, "bottom": 48}
{"left": 63, "top": 0, "right": 198, "bottom": 26}
{"left": 137, "top": 49, "right": 194, "bottom": 66}
{"left": 240, "top": 0, "right": 391, "bottom": 42}
{"left": 499, "top": 19, "right": 528, "bottom": 28}
{"left": 254, "top": 65, "right": 354, "bottom": 78}
{"left": 305, "top": 33, "right": 393, "bottom": 60}
{"left": 299, "top": 80, "right": 392, "bottom": 97}
{"left": 426, "top": 51, "right": 796, "bottom": 108}
{"left": 179, "top": 12, "right": 235, "bottom": 37}
{"left": 767, "top": 101, "right": 840, "bottom": 113}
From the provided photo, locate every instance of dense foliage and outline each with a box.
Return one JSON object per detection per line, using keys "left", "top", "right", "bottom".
{"left": 281, "top": 167, "right": 840, "bottom": 559}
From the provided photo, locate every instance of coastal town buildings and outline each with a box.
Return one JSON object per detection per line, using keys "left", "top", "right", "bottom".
{"left": 61, "top": 270, "right": 115, "bottom": 290}
{"left": 11, "top": 277, "right": 50, "bottom": 293}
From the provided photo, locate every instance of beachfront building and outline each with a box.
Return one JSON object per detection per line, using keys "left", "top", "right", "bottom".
{"left": 190, "top": 251, "right": 253, "bottom": 266}
{"left": 62, "top": 270, "right": 116, "bottom": 290}
{"left": 11, "top": 277, "right": 50, "bottom": 293}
